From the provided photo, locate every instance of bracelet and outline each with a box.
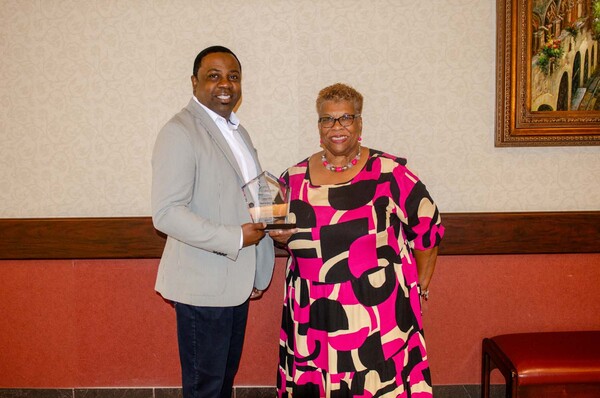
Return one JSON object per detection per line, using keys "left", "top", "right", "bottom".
{"left": 417, "top": 284, "right": 429, "bottom": 300}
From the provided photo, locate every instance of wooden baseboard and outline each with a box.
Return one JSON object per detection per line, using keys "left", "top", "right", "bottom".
{"left": 0, "top": 212, "right": 598, "bottom": 259}
{"left": 0, "top": 385, "right": 508, "bottom": 398}
{"left": 6, "top": 385, "right": 590, "bottom": 398}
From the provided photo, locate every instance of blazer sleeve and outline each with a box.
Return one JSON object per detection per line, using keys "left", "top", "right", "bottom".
{"left": 151, "top": 120, "right": 241, "bottom": 260}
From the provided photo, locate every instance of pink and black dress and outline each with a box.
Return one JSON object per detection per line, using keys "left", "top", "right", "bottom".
{"left": 277, "top": 149, "right": 445, "bottom": 398}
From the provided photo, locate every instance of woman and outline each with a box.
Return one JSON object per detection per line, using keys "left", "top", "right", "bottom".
{"left": 270, "top": 83, "right": 444, "bottom": 397}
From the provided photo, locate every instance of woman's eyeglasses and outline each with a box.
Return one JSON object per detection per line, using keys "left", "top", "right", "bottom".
{"left": 318, "top": 114, "right": 361, "bottom": 128}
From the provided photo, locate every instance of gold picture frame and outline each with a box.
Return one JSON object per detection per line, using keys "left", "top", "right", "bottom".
{"left": 496, "top": 0, "right": 600, "bottom": 146}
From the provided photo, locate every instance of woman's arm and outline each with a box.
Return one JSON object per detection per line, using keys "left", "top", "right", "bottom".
{"left": 414, "top": 246, "right": 439, "bottom": 295}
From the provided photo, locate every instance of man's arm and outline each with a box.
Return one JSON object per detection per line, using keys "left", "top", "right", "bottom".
{"left": 151, "top": 123, "right": 242, "bottom": 259}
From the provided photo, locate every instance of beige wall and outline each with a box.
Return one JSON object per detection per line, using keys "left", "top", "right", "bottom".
{"left": 1, "top": 0, "right": 599, "bottom": 217}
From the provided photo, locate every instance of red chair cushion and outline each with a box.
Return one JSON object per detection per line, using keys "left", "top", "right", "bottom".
{"left": 492, "top": 331, "right": 600, "bottom": 385}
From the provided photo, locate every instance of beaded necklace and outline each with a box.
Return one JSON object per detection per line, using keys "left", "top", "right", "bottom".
{"left": 321, "top": 146, "right": 361, "bottom": 172}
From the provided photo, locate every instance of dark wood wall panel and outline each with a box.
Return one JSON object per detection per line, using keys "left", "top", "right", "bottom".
{"left": 0, "top": 212, "right": 599, "bottom": 259}
{"left": 0, "top": 217, "right": 166, "bottom": 259}
{"left": 439, "top": 212, "right": 600, "bottom": 254}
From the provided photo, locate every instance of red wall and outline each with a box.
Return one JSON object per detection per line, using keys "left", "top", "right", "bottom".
{"left": 1, "top": 254, "right": 599, "bottom": 387}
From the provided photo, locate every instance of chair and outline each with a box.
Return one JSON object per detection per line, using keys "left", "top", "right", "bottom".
{"left": 481, "top": 331, "right": 600, "bottom": 398}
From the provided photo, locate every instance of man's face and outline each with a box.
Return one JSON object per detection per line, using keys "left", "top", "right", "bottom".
{"left": 191, "top": 52, "right": 242, "bottom": 119}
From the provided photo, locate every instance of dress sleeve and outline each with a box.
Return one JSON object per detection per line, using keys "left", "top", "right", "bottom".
{"left": 392, "top": 164, "right": 444, "bottom": 250}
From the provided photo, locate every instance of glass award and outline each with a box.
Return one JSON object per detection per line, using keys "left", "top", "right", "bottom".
{"left": 242, "top": 171, "right": 296, "bottom": 230}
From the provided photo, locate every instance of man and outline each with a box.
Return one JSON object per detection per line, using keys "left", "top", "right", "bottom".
{"left": 151, "top": 46, "right": 275, "bottom": 398}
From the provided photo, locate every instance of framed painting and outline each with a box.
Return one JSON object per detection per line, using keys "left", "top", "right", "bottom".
{"left": 496, "top": 0, "right": 600, "bottom": 146}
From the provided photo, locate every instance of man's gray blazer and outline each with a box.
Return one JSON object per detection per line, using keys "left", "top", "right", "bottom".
{"left": 151, "top": 98, "right": 275, "bottom": 307}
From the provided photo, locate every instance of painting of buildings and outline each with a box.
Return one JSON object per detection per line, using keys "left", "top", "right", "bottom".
{"left": 531, "top": 0, "right": 600, "bottom": 111}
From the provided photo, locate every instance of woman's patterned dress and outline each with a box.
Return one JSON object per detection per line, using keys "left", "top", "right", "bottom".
{"left": 277, "top": 149, "right": 444, "bottom": 398}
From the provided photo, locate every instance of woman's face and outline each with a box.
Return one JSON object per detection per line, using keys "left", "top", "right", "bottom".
{"left": 318, "top": 100, "right": 362, "bottom": 158}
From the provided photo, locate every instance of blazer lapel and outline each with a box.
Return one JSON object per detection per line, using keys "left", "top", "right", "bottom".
{"left": 185, "top": 99, "right": 245, "bottom": 182}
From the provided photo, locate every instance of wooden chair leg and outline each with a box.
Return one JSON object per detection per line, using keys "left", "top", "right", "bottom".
{"left": 481, "top": 338, "right": 492, "bottom": 398}
{"left": 509, "top": 370, "right": 517, "bottom": 398}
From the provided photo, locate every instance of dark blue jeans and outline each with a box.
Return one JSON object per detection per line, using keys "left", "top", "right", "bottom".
{"left": 174, "top": 300, "right": 249, "bottom": 398}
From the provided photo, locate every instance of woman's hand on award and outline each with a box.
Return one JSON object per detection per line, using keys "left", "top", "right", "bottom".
{"left": 268, "top": 228, "right": 297, "bottom": 246}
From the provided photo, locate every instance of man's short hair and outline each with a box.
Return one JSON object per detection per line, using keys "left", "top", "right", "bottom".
{"left": 193, "top": 46, "right": 241, "bottom": 77}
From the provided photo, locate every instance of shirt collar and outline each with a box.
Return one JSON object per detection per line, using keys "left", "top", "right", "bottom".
{"left": 192, "top": 96, "right": 240, "bottom": 130}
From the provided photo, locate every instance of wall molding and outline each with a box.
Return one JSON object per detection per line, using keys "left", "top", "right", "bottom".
{"left": 0, "top": 212, "right": 599, "bottom": 260}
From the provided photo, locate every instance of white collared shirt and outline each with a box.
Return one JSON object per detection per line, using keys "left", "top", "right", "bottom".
{"left": 193, "top": 96, "right": 258, "bottom": 249}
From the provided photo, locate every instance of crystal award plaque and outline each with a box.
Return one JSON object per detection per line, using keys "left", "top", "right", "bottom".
{"left": 242, "top": 171, "right": 296, "bottom": 230}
